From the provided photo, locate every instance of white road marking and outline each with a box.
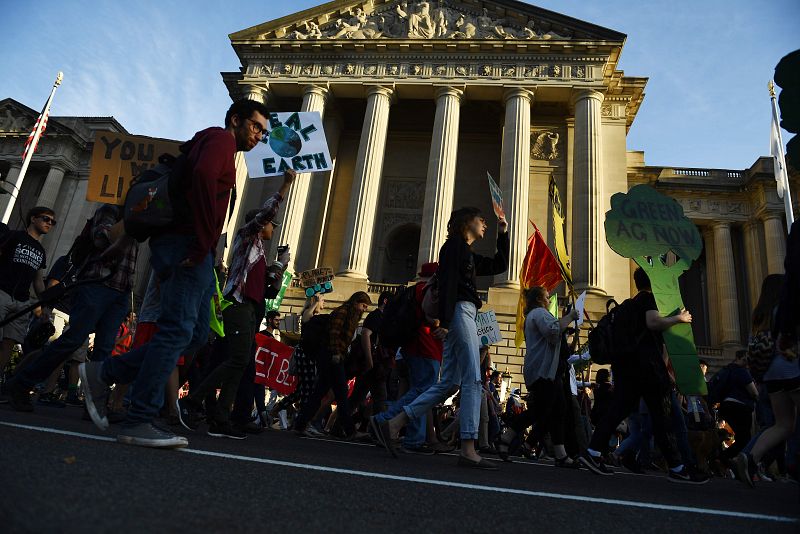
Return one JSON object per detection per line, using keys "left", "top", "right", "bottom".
{"left": 2, "top": 420, "right": 796, "bottom": 524}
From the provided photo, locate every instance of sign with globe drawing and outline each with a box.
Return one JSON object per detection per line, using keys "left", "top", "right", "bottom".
{"left": 245, "top": 111, "right": 333, "bottom": 178}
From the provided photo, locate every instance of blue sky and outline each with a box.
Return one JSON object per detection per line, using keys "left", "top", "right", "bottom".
{"left": 1, "top": 0, "right": 797, "bottom": 169}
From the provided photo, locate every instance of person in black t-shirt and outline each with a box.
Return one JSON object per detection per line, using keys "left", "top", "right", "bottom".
{"left": 579, "top": 267, "right": 709, "bottom": 484}
{"left": 0, "top": 206, "right": 53, "bottom": 377}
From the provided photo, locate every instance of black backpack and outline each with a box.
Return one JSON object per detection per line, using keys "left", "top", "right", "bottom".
{"left": 587, "top": 298, "right": 648, "bottom": 365}
{"left": 123, "top": 153, "right": 191, "bottom": 242}
{"left": 706, "top": 365, "right": 734, "bottom": 405}
{"left": 301, "top": 313, "right": 331, "bottom": 356}
{"left": 379, "top": 286, "right": 419, "bottom": 351}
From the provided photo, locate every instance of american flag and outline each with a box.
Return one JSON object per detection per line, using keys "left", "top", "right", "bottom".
{"left": 21, "top": 108, "right": 49, "bottom": 160}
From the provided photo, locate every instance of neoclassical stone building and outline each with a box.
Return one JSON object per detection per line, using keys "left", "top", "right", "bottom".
{"left": 1, "top": 0, "right": 795, "bottom": 386}
{"left": 223, "top": 0, "right": 796, "bottom": 377}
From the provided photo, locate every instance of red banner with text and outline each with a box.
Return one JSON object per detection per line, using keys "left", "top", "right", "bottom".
{"left": 253, "top": 333, "right": 297, "bottom": 395}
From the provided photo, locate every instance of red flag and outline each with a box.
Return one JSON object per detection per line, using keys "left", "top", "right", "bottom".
{"left": 21, "top": 108, "right": 49, "bottom": 160}
{"left": 515, "top": 222, "right": 564, "bottom": 346}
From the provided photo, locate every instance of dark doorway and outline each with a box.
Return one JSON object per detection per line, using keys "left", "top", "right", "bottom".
{"left": 380, "top": 223, "right": 420, "bottom": 284}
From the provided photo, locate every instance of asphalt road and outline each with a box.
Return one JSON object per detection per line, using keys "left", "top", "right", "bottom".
{"left": 1, "top": 405, "right": 798, "bottom": 533}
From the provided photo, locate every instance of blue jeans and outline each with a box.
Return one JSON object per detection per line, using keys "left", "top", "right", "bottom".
{"left": 403, "top": 302, "right": 481, "bottom": 440}
{"left": 615, "top": 400, "right": 653, "bottom": 464}
{"left": 15, "top": 283, "right": 128, "bottom": 388}
{"left": 102, "top": 234, "right": 214, "bottom": 426}
{"left": 375, "top": 354, "right": 440, "bottom": 447}
{"left": 670, "top": 390, "right": 696, "bottom": 466}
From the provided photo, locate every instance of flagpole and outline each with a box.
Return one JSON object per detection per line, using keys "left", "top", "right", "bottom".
{"left": 1, "top": 71, "right": 63, "bottom": 225}
{"left": 769, "top": 80, "right": 795, "bottom": 229}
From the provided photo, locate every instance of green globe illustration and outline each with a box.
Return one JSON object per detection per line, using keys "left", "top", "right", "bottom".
{"left": 269, "top": 126, "right": 302, "bottom": 157}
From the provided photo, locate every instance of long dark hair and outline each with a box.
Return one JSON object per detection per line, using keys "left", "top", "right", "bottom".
{"left": 342, "top": 291, "right": 372, "bottom": 334}
{"left": 524, "top": 286, "right": 548, "bottom": 315}
{"left": 447, "top": 207, "right": 483, "bottom": 241}
{"left": 751, "top": 274, "right": 784, "bottom": 333}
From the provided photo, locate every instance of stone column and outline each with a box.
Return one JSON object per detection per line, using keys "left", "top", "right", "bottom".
{"left": 712, "top": 222, "right": 741, "bottom": 348}
{"left": 493, "top": 88, "right": 532, "bottom": 288}
{"left": 571, "top": 89, "right": 605, "bottom": 295}
{"left": 418, "top": 86, "right": 462, "bottom": 266}
{"left": 244, "top": 85, "right": 268, "bottom": 103}
{"left": 762, "top": 213, "right": 786, "bottom": 274}
{"left": 0, "top": 163, "right": 22, "bottom": 219}
{"left": 742, "top": 220, "right": 765, "bottom": 305}
{"left": 338, "top": 86, "right": 393, "bottom": 279}
{"left": 37, "top": 163, "right": 68, "bottom": 209}
{"left": 702, "top": 227, "right": 720, "bottom": 345}
{"left": 275, "top": 85, "right": 328, "bottom": 258}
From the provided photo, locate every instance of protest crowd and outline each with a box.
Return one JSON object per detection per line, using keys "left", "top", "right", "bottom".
{"left": 1, "top": 99, "right": 798, "bottom": 493}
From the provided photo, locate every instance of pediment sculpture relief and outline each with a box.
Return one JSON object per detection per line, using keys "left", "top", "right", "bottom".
{"left": 285, "top": 1, "right": 573, "bottom": 41}
{"left": 0, "top": 107, "right": 32, "bottom": 133}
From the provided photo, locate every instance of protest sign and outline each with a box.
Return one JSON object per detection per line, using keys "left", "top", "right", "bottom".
{"left": 87, "top": 131, "right": 181, "bottom": 205}
{"left": 298, "top": 267, "right": 334, "bottom": 297}
{"left": 604, "top": 184, "right": 706, "bottom": 395}
{"left": 476, "top": 310, "right": 503, "bottom": 346}
{"left": 253, "top": 333, "right": 297, "bottom": 395}
{"left": 574, "top": 291, "right": 587, "bottom": 327}
{"left": 548, "top": 177, "right": 573, "bottom": 288}
{"left": 265, "top": 271, "right": 293, "bottom": 312}
{"left": 245, "top": 111, "right": 332, "bottom": 178}
{"left": 486, "top": 172, "right": 505, "bottom": 219}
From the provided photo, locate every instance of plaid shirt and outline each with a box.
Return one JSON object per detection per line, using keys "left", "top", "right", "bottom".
{"left": 223, "top": 192, "right": 283, "bottom": 303}
{"left": 328, "top": 304, "right": 360, "bottom": 357}
{"left": 82, "top": 204, "right": 138, "bottom": 292}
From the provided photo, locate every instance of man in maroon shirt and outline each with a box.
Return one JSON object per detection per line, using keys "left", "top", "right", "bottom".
{"left": 81, "top": 99, "right": 271, "bottom": 449}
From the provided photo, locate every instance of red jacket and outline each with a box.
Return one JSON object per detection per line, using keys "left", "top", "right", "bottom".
{"left": 175, "top": 127, "right": 237, "bottom": 264}
{"left": 403, "top": 282, "right": 443, "bottom": 362}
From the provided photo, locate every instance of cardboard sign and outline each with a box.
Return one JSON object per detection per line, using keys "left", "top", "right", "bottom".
{"left": 476, "top": 310, "right": 503, "bottom": 346}
{"left": 604, "top": 185, "right": 706, "bottom": 395}
{"left": 487, "top": 172, "right": 505, "bottom": 219}
{"left": 548, "top": 177, "right": 573, "bottom": 288}
{"left": 87, "top": 131, "right": 181, "bottom": 205}
{"left": 253, "top": 333, "right": 297, "bottom": 395}
{"left": 299, "top": 267, "right": 334, "bottom": 297}
{"left": 245, "top": 112, "right": 332, "bottom": 178}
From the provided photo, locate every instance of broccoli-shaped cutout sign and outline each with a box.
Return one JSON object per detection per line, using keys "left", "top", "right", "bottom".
{"left": 605, "top": 184, "right": 706, "bottom": 395}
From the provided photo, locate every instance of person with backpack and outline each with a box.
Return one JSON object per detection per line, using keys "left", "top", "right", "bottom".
{"left": 373, "top": 207, "right": 509, "bottom": 469}
{"left": 495, "top": 286, "right": 580, "bottom": 466}
{"left": 80, "top": 98, "right": 271, "bottom": 449}
{"left": 5, "top": 204, "right": 137, "bottom": 413}
{"left": 578, "top": 267, "right": 708, "bottom": 484}
{"left": 0, "top": 206, "right": 53, "bottom": 385}
{"left": 294, "top": 291, "right": 372, "bottom": 440}
{"left": 709, "top": 350, "right": 757, "bottom": 464}
{"left": 176, "top": 169, "right": 295, "bottom": 439}
{"left": 369, "top": 262, "right": 450, "bottom": 454}
{"left": 735, "top": 268, "right": 800, "bottom": 487}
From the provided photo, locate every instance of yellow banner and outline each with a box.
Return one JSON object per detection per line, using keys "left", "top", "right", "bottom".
{"left": 548, "top": 177, "right": 573, "bottom": 289}
{"left": 87, "top": 131, "right": 181, "bottom": 205}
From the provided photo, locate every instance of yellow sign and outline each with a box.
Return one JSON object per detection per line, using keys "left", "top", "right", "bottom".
{"left": 87, "top": 131, "right": 181, "bottom": 205}
{"left": 548, "top": 177, "right": 573, "bottom": 288}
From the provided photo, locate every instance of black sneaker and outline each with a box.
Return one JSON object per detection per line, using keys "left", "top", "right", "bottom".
{"left": 5, "top": 380, "right": 34, "bottom": 413}
{"left": 176, "top": 397, "right": 203, "bottom": 431}
{"left": 668, "top": 466, "right": 710, "bottom": 485}
{"left": 578, "top": 452, "right": 614, "bottom": 475}
{"left": 64, "top": 391, "right": 83, "bottom": 407}
{"left": 207, "top": 421, "right": 247, "bottom": 440}
{"left": 400, "top": 444, "right": 437, "bottom": 455}
{"left": 621, "top": 454, "right": 645, "bottom": 474}
{"left": 734, "top": 452, "right": 756, "bottom": 488}
{"left": 232, "top": 421, "right": 265, "bottom": 435}
{"left": 37, "top": 392, "right": 66, "bottom": 408}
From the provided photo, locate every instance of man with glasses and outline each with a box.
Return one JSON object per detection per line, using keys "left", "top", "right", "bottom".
{"left": 5, "top": 203, "right": 137, "bottom": 412}
{"left": 81, "top": 99, "right": 276, "bottom": 448}
{"left": 0, "top": 206, "right": 53, "bottom": 387}
{"left": 177, "top": 170, "right": 295, "bottom": 439}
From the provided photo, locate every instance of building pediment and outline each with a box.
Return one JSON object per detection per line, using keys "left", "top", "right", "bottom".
{"left": 0, "top": 98, "right": 74, "bottom": 138}
{"left": 231, "top": 0, "right": 625, "bottom": 43}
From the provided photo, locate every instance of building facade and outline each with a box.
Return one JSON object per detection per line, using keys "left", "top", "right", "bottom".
{"left": 1, "top": 0, "right": 795, "bottom": 388}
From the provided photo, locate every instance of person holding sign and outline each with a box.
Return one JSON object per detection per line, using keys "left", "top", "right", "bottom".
{"left": 496, "top": 286, "right": 580, "bottom": 466}
{"left": 81, "top": 99, "right": 272, "bottom": 449}
{"left": 374, "top": 207, "right": 508, "bottom": 469}
{"left": 177, "top": 168, "right": 295, "bottom": 439}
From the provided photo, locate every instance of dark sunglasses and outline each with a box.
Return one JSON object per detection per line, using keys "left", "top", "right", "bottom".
{"left": 37, "top": 215, "right": 57, "bottom": 225}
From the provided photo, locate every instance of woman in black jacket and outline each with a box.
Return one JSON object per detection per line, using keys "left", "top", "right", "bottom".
{"left": 373, "top": 207, "right": 508, "bottom": 469}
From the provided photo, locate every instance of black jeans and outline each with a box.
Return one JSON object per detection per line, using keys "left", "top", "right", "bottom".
{"left": 718, "top": 401, "right": 753, "bottom": 461}
{"left": 230, "top": 344, "right": 267, "bottom": 425}
{"left": 514, "top": 377, "right": 566, "bottom": 446}
{"left": 588, "top": 364, "right": 682, "bottom": 467}
{"left": 295, "top": 352, "right": 354, "bottom": 436}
